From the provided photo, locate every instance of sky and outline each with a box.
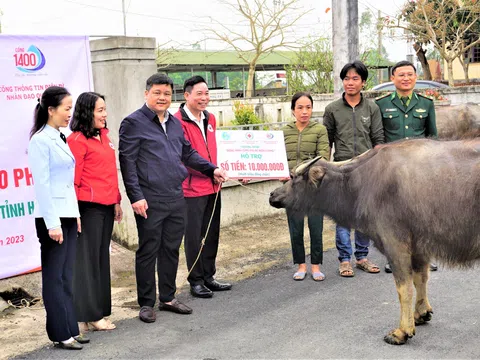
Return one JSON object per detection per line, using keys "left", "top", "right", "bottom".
{"left": 0, "top": 0, "right": 412, "bottom": 61}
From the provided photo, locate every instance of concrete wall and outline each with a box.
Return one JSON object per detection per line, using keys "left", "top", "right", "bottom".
{"left": 171, "top": 93, "right": 336, "bottom": 127}
{"left": 90, "top": 36, "right": 157, "bottom": 249}
{"left": 172, "top": 86, "right": 480, "bottom": 127}
{"left": 221, "top": 180, "right": 284, "bottom": 226}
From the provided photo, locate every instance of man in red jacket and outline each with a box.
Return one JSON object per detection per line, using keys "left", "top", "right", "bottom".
{"left": 174, "top": 76, "right": 232, "bottom": 298}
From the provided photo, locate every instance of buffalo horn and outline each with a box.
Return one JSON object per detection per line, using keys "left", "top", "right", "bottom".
{"left": 294, "top": 156, "right": 323, "bottom": 175}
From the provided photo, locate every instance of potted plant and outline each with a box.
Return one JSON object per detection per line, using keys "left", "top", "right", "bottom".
{"left": 422, "top": 89, "right": 451, "bottom": 106}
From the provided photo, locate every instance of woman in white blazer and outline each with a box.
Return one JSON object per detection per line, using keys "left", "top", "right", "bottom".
{"left": 28, "top": 86, "right": 88, "bottom": 350}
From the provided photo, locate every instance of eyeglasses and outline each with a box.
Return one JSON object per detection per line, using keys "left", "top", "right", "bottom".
{"left": 395, "top": 73, "right": 416, "bottom": 79}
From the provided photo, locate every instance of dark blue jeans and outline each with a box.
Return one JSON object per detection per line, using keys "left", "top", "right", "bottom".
{"left": 287, "top": 210, "right": 324, "bottom": 265}
{"left": 335, "top": 225, "right": 370, "bottom": 262}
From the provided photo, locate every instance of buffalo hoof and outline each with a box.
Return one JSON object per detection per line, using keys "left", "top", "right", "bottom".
{"left": 384, "top": 328, "right": 414, "bottom": 345}
{"left": 415, "top": 310, "right": 433, "bottom": 325}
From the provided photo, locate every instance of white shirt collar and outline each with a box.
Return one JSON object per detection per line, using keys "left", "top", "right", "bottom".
{"left": 183, "top": 105, "right": 206, "bottom": 141}
{"left": 183, "top": 105, "right": 205, "bottom": 122}
{"left": 145, "top": 103, "right": 170, "bottom": 123}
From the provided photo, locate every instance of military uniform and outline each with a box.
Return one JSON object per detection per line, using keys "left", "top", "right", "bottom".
{"left": 375, "top": 92, "right": 437, "bottom": 143}
{"left": 376, "top": 91, "right": 439, "bottom": 273}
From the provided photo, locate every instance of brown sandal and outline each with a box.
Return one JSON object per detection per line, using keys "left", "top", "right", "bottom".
{"left": 339, "top": 262, "right": 354, "bottom": 277}
{"left": 356, "top": 259, "right": 380, "bottom": 273}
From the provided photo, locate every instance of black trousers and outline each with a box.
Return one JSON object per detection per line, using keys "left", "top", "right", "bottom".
{"left": 184, "top": 193, "right": 221, "bottom": 286}
{"left": 73, "top": 201, "right": 114, "bottom": 322}
{"left": 286, "top": 210, "right": 324, "bottom": 265}
{"left": 36, "top": 217, "right": 79, "bottom": 342}
{"left": 134, "top": 198, "right": 186, "bottom": 306}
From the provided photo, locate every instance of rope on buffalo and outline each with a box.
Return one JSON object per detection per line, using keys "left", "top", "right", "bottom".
{"left": 6, "top": 297, "right": 43, "bottom": 310}
{"left": 229, "top": 179, "right": 272, "bottom": 195}
{"left": 178, "top": 183, "right": 223, "bottom": 289}
{"left": 178, "top": 179, "right": 271, "bottom": 288}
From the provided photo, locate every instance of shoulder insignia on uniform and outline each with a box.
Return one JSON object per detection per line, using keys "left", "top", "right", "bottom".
{"left": 417, "top": 93, "right": 434, "bottom": 101}
{"left": 375, "top": 92, "right": 391, "bottom": 100}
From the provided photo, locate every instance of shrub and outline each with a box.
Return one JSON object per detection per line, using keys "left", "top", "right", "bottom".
{"left": 232, "top": 101, "right": 262, "bottom": 126}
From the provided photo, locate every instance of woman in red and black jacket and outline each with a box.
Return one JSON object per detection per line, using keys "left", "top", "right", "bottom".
{"left": 67, "top": 92, "right": 122, "bottom": 332}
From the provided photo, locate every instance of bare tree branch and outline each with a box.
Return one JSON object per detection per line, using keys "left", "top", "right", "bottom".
{"left": 385, "top": 0, "right": 480, "bottom": 86}
{"left": 205, "top": 0, "right": 311, "bottom": 97}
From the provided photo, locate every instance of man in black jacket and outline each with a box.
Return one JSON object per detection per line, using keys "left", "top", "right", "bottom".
{"left": 119, "top": 74, "right": 227, "bottom": 323}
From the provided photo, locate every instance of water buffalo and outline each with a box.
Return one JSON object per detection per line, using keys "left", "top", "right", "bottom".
{"left": 436, "top": 103, "right": 480, "bottom": 139}
{"left": 269, "top": 138, "right": 480, "bottom": 345}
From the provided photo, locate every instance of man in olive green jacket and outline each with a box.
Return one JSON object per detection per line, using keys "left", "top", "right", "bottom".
{"left": 323, "top": 61, "right": 384, "bottom": 277}
{"left": 375, "top": 60, "right": 438, "bottom": 273}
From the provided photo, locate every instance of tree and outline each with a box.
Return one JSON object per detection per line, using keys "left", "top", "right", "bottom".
{"left": 413, "top": 42, "right": 433, "bottom": 80}
{"left": 285, "top": 37, "right": 333, "bottom": 94}
{"left": 359, "top": 9, "right": 391, "bottom": 85}
{"left": 456, "top": 11, "right": 480, "bottom": 82}
{"left": 206, "top": 0, "right": 310, "bottom": 97}
{"left": 389, "top": 0, "right": 480, "bottom": 86}
{"left": 156, "top": 42, "right": 177, "bottom": 70}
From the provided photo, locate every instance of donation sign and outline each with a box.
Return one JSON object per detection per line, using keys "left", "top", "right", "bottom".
{"left": 0, "top": 35, "right": 93, "bottom": 279}
{"left": 217, "top": 130, "right": 289, "bottom": 179}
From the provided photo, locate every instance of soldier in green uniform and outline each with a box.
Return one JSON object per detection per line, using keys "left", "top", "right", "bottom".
{"left": 375, "top": 60, "right": 438, "bottom": 273}
{"left": 376, "top": 60, "right": 437, "bottom": 142}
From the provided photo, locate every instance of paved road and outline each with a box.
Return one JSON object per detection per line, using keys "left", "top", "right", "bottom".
{"left": 20, "top": 247, "right": 480, "bottom": 359}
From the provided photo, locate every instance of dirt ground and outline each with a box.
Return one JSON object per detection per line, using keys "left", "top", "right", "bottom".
{"left": 0, "top": 213, "right": 336, "bottom": 360}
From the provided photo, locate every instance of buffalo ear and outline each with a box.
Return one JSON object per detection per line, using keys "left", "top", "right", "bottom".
{"left": 308, "top": 166, "right": 326, "bottom": 187}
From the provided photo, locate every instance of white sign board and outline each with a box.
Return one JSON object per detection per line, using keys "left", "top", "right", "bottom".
{"left": 217, "top": 130, "right": 289, "bottom": 179}
{"left": 0, "top": 35, "right": 93, "bottom": 279}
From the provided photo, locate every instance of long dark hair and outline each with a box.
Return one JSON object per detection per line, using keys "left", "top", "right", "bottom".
{"left": 70, "top": 92, "right": 106, "bottom": 138}
{"left": 30, "top": 86, "right": 71, "bottom": 138}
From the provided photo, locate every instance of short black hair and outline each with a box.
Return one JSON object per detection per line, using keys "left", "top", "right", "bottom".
{"left": 70, "top": 92, "right": 106, "bottom": 138}
{"left": 184, "top": 75, "right": 207, "bottom": 93}
{"left": 146, "top": 73, "right": 174, "bottom": 91}
{"left": 291, "top": 92, "right": 313, "bottom": 110}
{"left": 340, "top": 61, "right": 368, "bottom": 82}
{"left": 391, "top": 60, "right": 416, "bottom": 75}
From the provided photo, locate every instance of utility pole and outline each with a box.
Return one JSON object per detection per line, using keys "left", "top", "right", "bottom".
{"left": 377, "top": 9, "right": 383, "bottom": 83}
{"left": 332, "top": 0, "right": 359, "bottom": 95}
{"left": 122, "top": 0, "right": 127, "bottom": 36}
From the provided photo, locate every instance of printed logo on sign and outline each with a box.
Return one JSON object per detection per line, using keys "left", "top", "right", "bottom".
{"left": 207, "top": 124, "right": 214, "bottom": 132}
{"left": 245, "top": 132, "right": 254, "bottom": 140}
{"left": 14, "top": 45, "right": 46, "bottom": 73}
{"left": 266, "top": 133, "right": 274, "bottom": 139}
{"left": 221, "top": 132, "right": 231, "bottom": 140}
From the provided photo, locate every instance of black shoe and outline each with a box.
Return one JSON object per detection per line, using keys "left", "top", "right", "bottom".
{"left": 190, "top": 284, "right": 213, "bottom": 298}
{"left": 74, "top": 333, "right": 90, "bottom": 344}
{"left": 384, "top": 263, "right": 392, "bottom": 273}
{"left": 139, "top": 306, "right": 156, "bottom": 323}
{"left": 205, "top": 279, "right": 232, "bottom": 291}
{"left": 430, "top": 263, "right": 438, "bottom": 271}
{"left": 159, "top": 298, "right": 193, "bottom": 314}
{"left": 54, "top": 340, "right": 83, "bottom": 350}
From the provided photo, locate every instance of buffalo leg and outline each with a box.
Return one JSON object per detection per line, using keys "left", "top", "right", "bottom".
{"left": 412, "top": 258, "right": 433, "bottom": 325}
{"left": 384, "top": 247, "right": 415, "bottom": 345}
